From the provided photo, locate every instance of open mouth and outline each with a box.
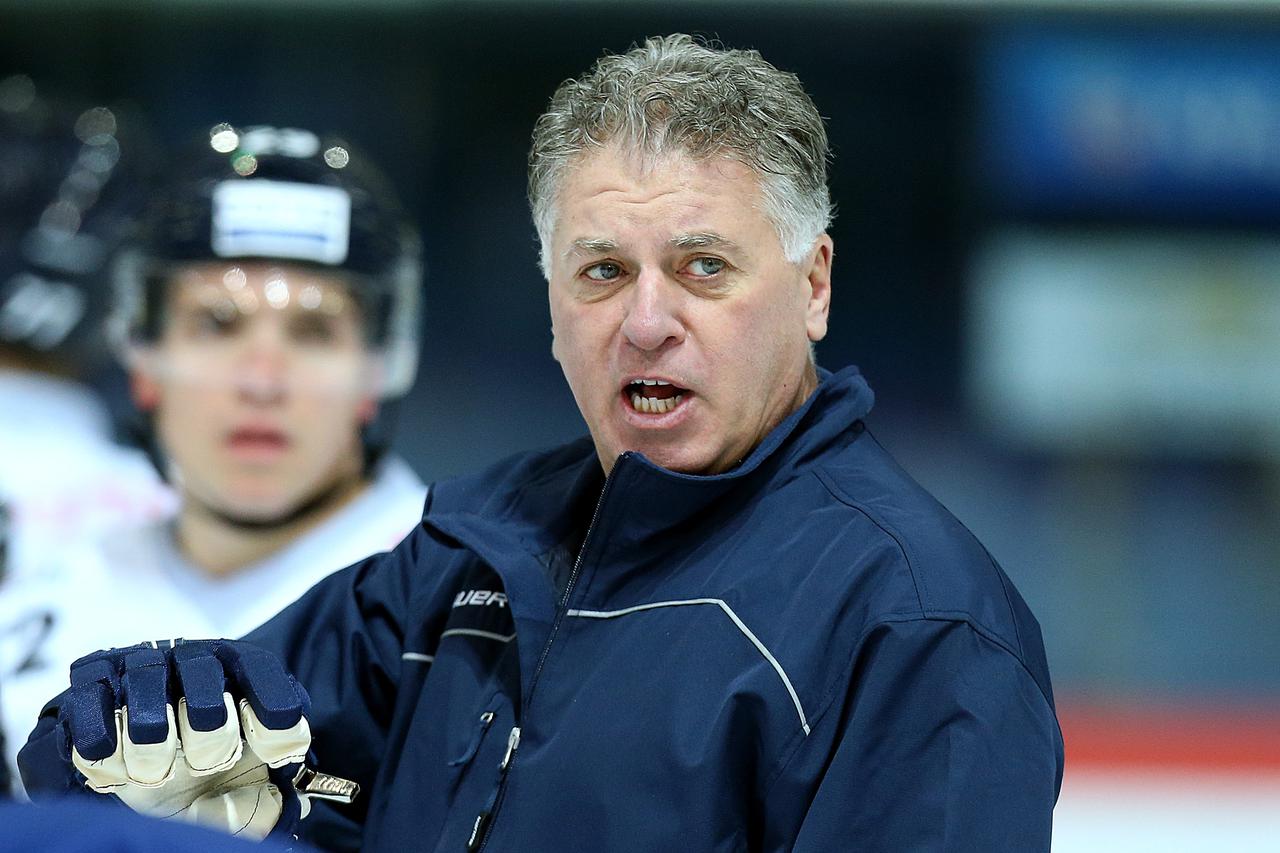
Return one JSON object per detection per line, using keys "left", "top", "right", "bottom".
{"left": 624, "top": 378, "right": 691, "bottom": 415}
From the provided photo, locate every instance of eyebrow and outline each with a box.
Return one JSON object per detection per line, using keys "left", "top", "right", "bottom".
{"left": 565, "top": 232, "right": 741, "bottom": 258}
{"left": 566, "top": 238, "right": 619, "bottom": 258}
{"left": 669, "top": 232, "right": 740, "bottom": 252}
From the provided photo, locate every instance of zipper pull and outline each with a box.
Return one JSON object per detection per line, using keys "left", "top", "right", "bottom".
{"left": 293, "top": 765, "right": 361, "bottom": 804}
{"left": 499, "top": 725, "right": 521, "bottom": 771}
{"left": 466, "top": 728, "right": 522, "bottom": 852}
{"left": 466, "top": 811, "right": 490, "bottom": 852}
{"left": 465, "top": 722, "right": 524, "bottom": 850}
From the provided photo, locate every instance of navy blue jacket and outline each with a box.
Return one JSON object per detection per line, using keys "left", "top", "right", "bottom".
{"left": 0, "top": 799, "right": 306, "bottom": 852}
{"left": 243, "top": 366, "right": 1063, "bottom": 851}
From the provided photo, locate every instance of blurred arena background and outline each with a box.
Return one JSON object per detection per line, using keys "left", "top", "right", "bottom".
{"left": 2, "top": 1, "right": 1277, "bottom": 848}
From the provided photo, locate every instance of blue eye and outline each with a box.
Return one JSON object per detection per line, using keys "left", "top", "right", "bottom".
{"left": 687, "top": 257, "right": 725, "bottom": 276}
{"left": 583, "top": 262, "right": 622, "bottom": 282}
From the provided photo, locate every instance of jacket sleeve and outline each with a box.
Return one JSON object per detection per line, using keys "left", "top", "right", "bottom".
{"left": 781, "top": 618, "right": 1064, "bottom": 852}
{"left": 242, "top": 521, "right": 444, "bottom": 851}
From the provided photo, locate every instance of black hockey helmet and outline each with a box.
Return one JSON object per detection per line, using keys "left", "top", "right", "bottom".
{"left": 0, "top": 75, "right": 150, "bottom": 372}
{"left": 111, "top": 122, "right": 423, "bottom": 400}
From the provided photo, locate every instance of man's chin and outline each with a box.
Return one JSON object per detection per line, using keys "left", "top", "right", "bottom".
{"left": 603, "top": 440, "right": 721, "bottom": 477}
{"left": 191, "top": 488, "right": 302, "bottom": 528}
{"left": 216, "top": 502, "right": 296, "bottom": 527}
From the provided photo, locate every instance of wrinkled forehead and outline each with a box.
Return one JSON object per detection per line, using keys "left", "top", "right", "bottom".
{"left": 564, "top": 142, "right": 757, "bottom": 189}
{"left": 555, "top": 145, "right": 769, "bottom": 224}
{"left": 553, "top": 146, "right": 771, "bottom": 247}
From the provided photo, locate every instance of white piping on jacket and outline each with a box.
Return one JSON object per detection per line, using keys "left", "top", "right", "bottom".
{"left": 402, "top": 626, "right": 516, "bottom": 663}
{"left": 567, "top": 598, "right": 811, "bottom": 736}
{"left": 440, "top": 628, "right": 517, "bottom": 643}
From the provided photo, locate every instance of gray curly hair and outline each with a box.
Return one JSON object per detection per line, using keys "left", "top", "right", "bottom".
{"left": 528, "top": 34, "right": 833, "bottom": 279}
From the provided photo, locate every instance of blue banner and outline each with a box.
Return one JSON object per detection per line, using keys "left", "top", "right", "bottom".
{"left": 979, "top": 26, "right": 1280, "bottom": 221}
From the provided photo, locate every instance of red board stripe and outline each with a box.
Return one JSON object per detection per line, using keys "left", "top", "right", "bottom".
{"left": 1058, "top": 700, "right": 1280, "bottom": 772}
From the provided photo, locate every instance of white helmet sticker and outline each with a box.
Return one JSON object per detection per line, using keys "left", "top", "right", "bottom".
{"left": 211, "top": 179, "right": 351, "bottom": 265}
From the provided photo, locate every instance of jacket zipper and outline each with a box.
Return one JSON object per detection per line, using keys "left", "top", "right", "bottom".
{"left": 470, "top": 463, "right": 622, "bottom": 851}
{"left": 465, "top": 725, "right": 521, "bottom": 851}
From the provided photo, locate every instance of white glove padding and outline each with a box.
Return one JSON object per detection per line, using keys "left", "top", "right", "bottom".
{"left": 72, "top": 692, "right": 310, "bottom": 840}
{"left": 62, "top": 640, "right": 321, "bottom": 842}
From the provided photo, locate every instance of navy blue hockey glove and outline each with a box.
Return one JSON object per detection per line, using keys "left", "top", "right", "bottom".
{"left": 50, "top": 639, "right": 355, "bottom": 842}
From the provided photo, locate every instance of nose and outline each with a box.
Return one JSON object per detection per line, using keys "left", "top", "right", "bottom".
{"left": 619, "top": 269, "right": 685, "bottom": 353}
{"left": 234, "top": 324, "right": 289, "bottom": 405}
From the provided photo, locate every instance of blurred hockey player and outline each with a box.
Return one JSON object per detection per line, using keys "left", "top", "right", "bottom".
{"left": 0, "top": 75, "right": 174, "bottom": 584}
{"left": 0, "top": 123, "right": 427, "bottom": 792}
{"left": 0, "top": 77, "right": 175, "bottom": 795}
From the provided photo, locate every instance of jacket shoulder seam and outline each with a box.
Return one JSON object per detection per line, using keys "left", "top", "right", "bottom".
{"left": 984, "top": 543, "right": 1026, "bottom": 659}
{"left": 811, "top": 468, "right": 927, "bottom": 614}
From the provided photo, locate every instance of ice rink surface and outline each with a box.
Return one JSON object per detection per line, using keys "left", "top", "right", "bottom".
{"left": 1055, "top": 769, "right": 1280, "bottom": 852}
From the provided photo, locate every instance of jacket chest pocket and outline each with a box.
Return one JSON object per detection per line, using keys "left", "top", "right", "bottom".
{"left": 447, "top": 693, "right": 510, "bottom": 780}
{"left": 433, "top": 692, "right": 518, "bottom": 853}
{"left": 449, "top": 706, "right": 498, "bottom": 768}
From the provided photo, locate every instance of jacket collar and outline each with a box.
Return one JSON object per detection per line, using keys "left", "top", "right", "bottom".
{"left": 427, "top": 364, "right": 874, "bottom": 556}
{"left": 597, "top": 365, "right": 874, "bottom": 540}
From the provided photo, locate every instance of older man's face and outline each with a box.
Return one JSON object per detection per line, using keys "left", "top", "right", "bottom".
{"left": 548, "top": 147, "right": 832, "bottom": 476}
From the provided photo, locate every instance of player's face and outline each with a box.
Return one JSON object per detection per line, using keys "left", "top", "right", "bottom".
{"left": 548, "top": 147, "right": 832, "bottom": 476}
{"left": 132, "top": 261, "right": 375, "bottom": 522}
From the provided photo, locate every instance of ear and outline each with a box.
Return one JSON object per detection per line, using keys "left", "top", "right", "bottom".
{"left": 130, "top": 370, "right": 161, "bottom": 412}
{"left": 549, "top": 324, "right": 562, "bottom": 364}
{"left": 357, "top": 396, "right": 377, "bottom": 425}
{"left": 548, "top": 282, "right": 564, "bottom": 365}
{"left": 803, "top": 234, "right": 833, "bottom": 342}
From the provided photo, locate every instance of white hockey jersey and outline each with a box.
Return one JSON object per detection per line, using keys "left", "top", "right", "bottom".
{"left": 0, "top": 370, "right": 176, "bottom": 581}
{"left": 0, "top": 453, "right": 426, "bottom": 793}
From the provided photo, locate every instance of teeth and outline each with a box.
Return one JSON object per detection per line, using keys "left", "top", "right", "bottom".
{"left": 634, "top": 379, "right": 670, "bottom": 386}
{"left": 629, "top": 393, "right": 684, "bottom": 414}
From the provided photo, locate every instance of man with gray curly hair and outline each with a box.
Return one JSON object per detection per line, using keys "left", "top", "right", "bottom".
{"left": 529, "top": 34, "right": 833, "bottom": 275}
{"left": 531, "top": 34, "right": 838, "bottom": 478}
{"left": 22, "top": 35, "right": 1063, "bottom": 852}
